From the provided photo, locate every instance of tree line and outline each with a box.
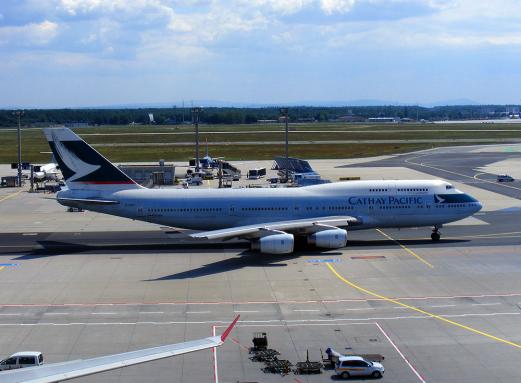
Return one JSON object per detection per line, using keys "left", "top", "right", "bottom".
{"left": 0, "top": 105, "right": 517, "bottom": 127}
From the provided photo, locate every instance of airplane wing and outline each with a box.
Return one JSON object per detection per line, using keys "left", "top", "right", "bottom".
{"left": 0, "top": 316, "right": 240, "bottom": 383}
{"left": 190, "top": 216, "right": 360, "bottom": 240}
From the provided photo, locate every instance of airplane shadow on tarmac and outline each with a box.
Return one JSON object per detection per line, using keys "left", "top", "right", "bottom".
{"left": 144, "top": 238, "right": 468, "bottom": 280}
{"left": 10, "top": 238, "right": 468, "bottom": 279}
{"left": 146, "top": 249, "right": 345, "bottom": 281}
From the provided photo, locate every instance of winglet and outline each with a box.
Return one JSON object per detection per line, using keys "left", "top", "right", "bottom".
{"left": 221, "top": 315, "right": 240, "bottom": 342}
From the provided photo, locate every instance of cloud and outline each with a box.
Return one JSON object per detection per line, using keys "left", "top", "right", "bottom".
{"left": 2, "top": 0, "right": 521, "bottom": 108}
{"left": 0, "top": 20, "right": 59, "bottom": 46}
{"left": 320, "top": 0, "right": 356, "bottom": 14}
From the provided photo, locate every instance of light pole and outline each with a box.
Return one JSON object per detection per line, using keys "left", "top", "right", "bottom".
{"left": 191, "top": 107, "right": 203, "bottom": 172}
{"left": 279, "top": 108, "right": 289, "bottom": 182}
{"left": 12, "top": 110, "right": 24, "bottom": 187}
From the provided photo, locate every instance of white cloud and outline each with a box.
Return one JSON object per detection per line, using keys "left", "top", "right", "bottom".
{"left": 244, "top": 0, "right": 313, "bottom": 14}
{"left": 320, "top": 0, "right": 356, "bottom": 14}
{"left": 58, "top": 0, "right": 151, "bottom": 16}
{"left": 0, "top": 20, "right": 59, "bottom": 46}
{"left": 3, "top": 0, "right": 521, "bottom": 67}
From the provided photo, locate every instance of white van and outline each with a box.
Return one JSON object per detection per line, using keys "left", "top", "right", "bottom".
{"left": 335, "top": 355, "right": 384, "bottom": 379}
{"left": 0, "top": 352, "right": 44, "bottom": 370}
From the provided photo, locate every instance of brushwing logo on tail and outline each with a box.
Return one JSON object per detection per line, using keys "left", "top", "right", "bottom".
{"left": 52, "top": 131, "right": 100, "bottom": 182}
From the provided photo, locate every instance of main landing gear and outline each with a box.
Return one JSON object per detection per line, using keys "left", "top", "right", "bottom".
{"left": 431, "top": 226, "right": 441, "bottom": 241}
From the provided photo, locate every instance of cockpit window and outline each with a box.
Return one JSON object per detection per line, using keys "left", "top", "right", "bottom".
{"left": 445, "top": 184, "right": 454, "bottom": 190}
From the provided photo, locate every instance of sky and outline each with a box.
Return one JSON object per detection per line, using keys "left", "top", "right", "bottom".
{"left": 1, "top": 0, "right": 520, "bottom": 108}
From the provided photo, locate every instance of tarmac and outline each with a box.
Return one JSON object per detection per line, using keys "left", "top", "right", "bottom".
{"left": 1, "top": 144, "right": 521, "bottom": 382}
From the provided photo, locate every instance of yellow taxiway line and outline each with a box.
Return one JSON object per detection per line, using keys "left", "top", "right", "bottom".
{"left": 326, "top": 263, "right": 521, "bottom": 349}
{"left": 0, "top": 189, "right": 23, "bottom": 203}
{"left": 376, "top": 229, "right": 434, "bottom": 268}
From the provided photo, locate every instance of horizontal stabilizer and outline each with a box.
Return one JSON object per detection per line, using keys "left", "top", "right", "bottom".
{"left": 56, "top": 197, "right": 120, "bottom": 205}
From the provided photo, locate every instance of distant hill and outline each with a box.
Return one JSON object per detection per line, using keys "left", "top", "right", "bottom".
{"left": 79, "top": 98, "right": 481, "bottom": 109}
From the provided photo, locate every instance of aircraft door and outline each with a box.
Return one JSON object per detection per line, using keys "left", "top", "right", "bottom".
{"left": 136, "top": 206, "right": 152, "bottom": 222}
{"left": 229, "top": 205, "right": 239, "bottom": 216}
{"left": 292, "top": 204, "right": 304, "bottom": 218}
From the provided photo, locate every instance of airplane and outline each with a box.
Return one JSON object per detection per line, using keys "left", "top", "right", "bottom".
{"left": 33, "top": 153, "right": 59, "bottom": 181}
{"left": 33, "top": 162, "right": 59, "bottom": 181}
{"left": 43, "top": 128, "right": 482, "bottom": 254}
{"left": 199, "top": 139, "right": 224, "bottom": 169}
{"left": 0, "top": 315, "right": 239, "bottom": 383}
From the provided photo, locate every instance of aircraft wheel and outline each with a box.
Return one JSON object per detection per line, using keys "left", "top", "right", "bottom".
{"left": 431, "top": 232, "right": 440, "bottom": 241}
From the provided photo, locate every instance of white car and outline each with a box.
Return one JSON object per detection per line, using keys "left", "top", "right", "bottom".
{"left": 335, "top": 355, "right": 384, "bottom": 379}
{"left": 0, "top": 352, "right": 44, "bottom": 370}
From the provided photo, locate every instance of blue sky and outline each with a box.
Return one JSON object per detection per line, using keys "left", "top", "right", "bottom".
{"left": 1, "top": 0, "right": 520, "bottom": 108}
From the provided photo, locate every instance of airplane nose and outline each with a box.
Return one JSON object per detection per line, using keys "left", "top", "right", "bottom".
{"left": 474, "top": 201, "right": 483, "bottom": 213}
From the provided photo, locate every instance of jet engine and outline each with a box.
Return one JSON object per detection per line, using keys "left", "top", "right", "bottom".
{"left": 307, "top": 228, "right": 347, "bottom": 249}
{"left": 251, "top": 233, "right": 294, "bottom": 254}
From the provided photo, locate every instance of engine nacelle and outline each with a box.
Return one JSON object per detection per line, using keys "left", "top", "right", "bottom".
{"left": 251, "top": 233, "right": 294, "bottom": 254}
{"left": 308, "top": 228, "right": 347, "bottom": 249}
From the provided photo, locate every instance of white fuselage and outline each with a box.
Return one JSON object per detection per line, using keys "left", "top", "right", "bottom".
{"left": 57, "top": 179, "right": 482, "bottom": 231}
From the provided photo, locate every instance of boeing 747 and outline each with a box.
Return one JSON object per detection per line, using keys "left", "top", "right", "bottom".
{"left": 44, "top": 128, "right": 482, "bottom": 254}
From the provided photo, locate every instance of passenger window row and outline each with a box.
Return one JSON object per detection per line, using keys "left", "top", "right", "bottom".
{"left": 148, "top": 208, "right": 222, "bottom": 213}
{"left": 436, "top": 203, "right": 470, "bottom": 208}
{"left": 241, "top": 207, "right": 288, "bottom": 211}
{"left": 397, "top": 188, "right": 428, "bottom": 192}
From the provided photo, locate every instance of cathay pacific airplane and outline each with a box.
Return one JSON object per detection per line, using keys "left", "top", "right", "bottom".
{"left": 44, "top": 128, "right": 482, "bottom": 254}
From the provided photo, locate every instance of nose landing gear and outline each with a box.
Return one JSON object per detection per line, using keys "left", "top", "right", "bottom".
{"left": 431, "top": 226, "right": 441, "bottom": 241}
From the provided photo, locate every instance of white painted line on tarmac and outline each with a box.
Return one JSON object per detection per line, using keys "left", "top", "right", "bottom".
{"left": 430, "top": 304, "right": 457, "bottom": 308}
{"left": 293, "top": 309, "right": 320, "bottom": 312}
{"left": 0, "top": 312, "right": 518, "bottom": 327}
{"left": 140, "top": 311, "right": 164, "bottom": 314}
{"left": 472, "top": 303, "right": 501, "bottom": 306}
{"left": 233, "top": 310, "right": 259, "bottom": 313}
{"left": 186, "top": 311, "right": 211, "bottom": 314}
{"left": 344, "top": 308, "right": 375, "bottom": 311}
{"left": 213, "top": 325, "right": 219, "bottom": 383}
{"left": 443, "top": 312, "right": 519, "bottom": 318}
{"left": 0, "top": 292, "right": 520, "bottom": 310}
{"left": 43, "top": 312, "right": 69, "bottom": 316}
{"left": 0, "top": 313, "right": 20, "bottom": 316}
{"left": 92, "top": 312, "right": 118, "bottom": 315}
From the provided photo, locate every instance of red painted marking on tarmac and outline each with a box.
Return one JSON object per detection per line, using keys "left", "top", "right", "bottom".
{"left": 294, "top": 378, "right": 305, "bottom": 383}
{"left": 231, "top": 337, "right": 250, "bottom": 352}
{"left": 0, "top": 292, "right": 520, "bottom": 308}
